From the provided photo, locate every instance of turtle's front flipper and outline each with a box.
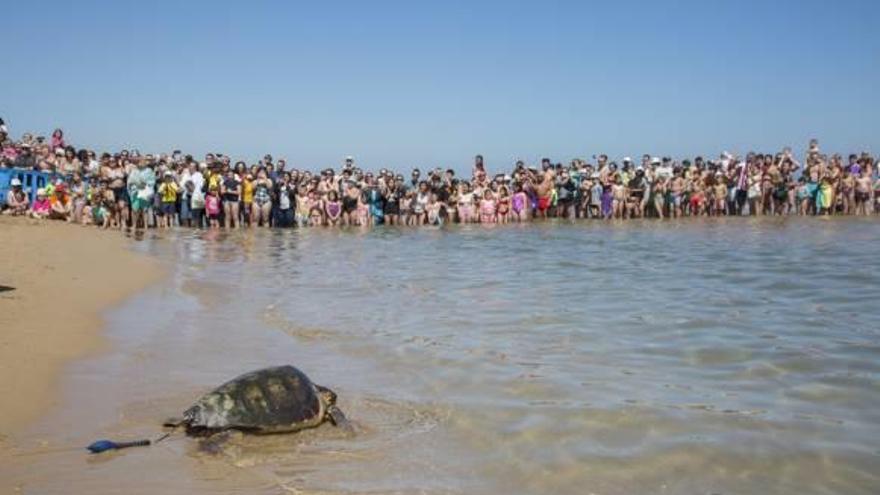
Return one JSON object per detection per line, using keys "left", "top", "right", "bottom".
{"left": 198, "top": 430, "right": 236, "bottom": 455}
{"left": 327, "top": 406, "right": 354, "bottom": 433}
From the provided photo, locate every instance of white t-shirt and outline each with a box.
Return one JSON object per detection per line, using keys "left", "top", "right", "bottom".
{"left": 188, "top": 171, "right": 205, "bottom": 193}
{"left": 190, "top": 188, "right": 205, "bottom": 209}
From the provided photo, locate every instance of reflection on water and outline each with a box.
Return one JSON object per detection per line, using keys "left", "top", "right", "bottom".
{"left": 4, "top": 218, "right": 880, "bottom": 494}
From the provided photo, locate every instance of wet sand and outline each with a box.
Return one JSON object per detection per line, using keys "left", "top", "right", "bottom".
{"left": 0, "top": 217, "right": 161, "bottom": 434}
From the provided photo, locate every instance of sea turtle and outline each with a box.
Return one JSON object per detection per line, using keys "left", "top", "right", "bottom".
{"left": 164, "top": 365, "right": 350, "bottom": 436}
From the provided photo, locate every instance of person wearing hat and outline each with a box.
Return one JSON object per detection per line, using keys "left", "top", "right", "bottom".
{"left": 49, "top": 183, "right": 72, "bottom": 221}
{"left": 3, "top": 178, "right": 29, "bottom": 216}
{"left": 31, "top": 188, "right": 51, "bottom": 219}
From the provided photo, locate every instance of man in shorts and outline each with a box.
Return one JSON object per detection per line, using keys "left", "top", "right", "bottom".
{"left": 534, "top": 161, "right": 555, "bottom": 218}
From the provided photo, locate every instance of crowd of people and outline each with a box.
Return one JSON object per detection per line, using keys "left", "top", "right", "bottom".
{"left": 2, "top": 119, "right": 879, "bottom": 231}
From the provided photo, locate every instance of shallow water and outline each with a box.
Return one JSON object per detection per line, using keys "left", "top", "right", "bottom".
{"left": 4, "top": 217, "right": 880, "bottom": 494}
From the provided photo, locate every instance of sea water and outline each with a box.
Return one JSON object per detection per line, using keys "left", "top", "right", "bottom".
{"left": 6, "top": 217, "right": 880, "bottom": 494}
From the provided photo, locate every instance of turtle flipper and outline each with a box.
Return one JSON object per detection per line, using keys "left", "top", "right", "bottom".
{"left": 198, "top": 430, "right": 238, "bottom": 455}
{"left": 327, "top": 405, "right": 354, "bottom": 433}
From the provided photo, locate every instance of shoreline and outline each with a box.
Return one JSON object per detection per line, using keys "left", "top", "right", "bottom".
{"left": 0, "top": 217, "right": 162, "bottom": 435}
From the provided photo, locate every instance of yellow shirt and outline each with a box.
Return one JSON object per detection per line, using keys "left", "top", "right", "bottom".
{"left": 159, "top": 182, "right": 178, "bottom": 203}
{"left": 242, "top": 179, "right": 254, "bottom": 204}
{"left": 208, "top": 172, "right": 222, "bottom": 191}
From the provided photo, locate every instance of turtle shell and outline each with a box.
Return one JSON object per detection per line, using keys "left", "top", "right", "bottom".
{"left": 183, "top": 365, "right": 325, "bottom": 434}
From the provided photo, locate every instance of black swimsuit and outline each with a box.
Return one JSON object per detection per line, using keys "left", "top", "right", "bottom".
{"left": 384, "top": 191, "right": 401, "bottom": 215}
{"left": 342, "top": 196, "right": 357, "bottom": 213}
{"left": 223, "top": 178, "right": 240, "bottom": 202}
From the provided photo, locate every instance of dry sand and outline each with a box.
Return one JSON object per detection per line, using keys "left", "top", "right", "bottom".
{"left": 0, "top": 217, "right": 162, "bottom": 435}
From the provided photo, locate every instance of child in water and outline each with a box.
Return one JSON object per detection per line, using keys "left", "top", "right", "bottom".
{"left": 426, "top": 193, "right": 444, "bottom": 226}
{"left": 325, "top": 190, "right": 342, "bottom": 226}
{"left": 205, "top": 186, "right": 221, "bottom": 228}
{"left": 400, "top": 191, "right": 413, "bottom": 226}
{"left": 511, "top": 183, "right": 528, "bottom": 222}
{"left": 479, "top": 189, "right": 496, "bottom": 224}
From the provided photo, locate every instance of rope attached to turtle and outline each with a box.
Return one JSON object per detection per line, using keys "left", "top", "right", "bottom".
{"left": 86, "top": 431, "right": 174, "bottom": 454}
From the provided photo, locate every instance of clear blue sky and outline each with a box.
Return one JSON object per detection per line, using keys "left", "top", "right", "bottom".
{"left": 5, "top": 0, "right": 879, "bottom": 172}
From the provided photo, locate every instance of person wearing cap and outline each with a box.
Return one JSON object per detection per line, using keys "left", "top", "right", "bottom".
{"left": 48, "top": 183, "right": 72, "bottom": 221}
{"left": 3, "top": 178, "right": 29, "bottom": 216}
{"left": 31, "top": 188, "right": 51, "bottom": 219}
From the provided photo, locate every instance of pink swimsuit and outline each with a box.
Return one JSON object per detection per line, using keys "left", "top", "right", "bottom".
{"left": 480, "top": 200, "right": 496, "bottom": 222}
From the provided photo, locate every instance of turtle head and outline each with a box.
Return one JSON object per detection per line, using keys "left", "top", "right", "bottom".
{"left": 316, "top": 385, "right": 353, "bottom": 432}
{"left": 316, "top": 385, "right": 337, "bottom": 407}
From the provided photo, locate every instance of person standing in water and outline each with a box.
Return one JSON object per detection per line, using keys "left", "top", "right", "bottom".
{"left": 533, "top": 161, "right": 555, "bottom": 219}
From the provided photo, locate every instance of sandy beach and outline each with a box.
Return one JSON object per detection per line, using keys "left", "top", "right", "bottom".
{"left": 0, "top": 218, "right": 161, "bottom": 434}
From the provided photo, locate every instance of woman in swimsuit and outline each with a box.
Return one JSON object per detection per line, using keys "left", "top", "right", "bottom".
{"left": 383, "top": 181, "right": 401, "bottom": 226}
{"left": 356, "top": 191, "right": 370, "bottom": 227}
{"left": 840, "top": 171, "right": 855, "bottom": 215}
{"left": 325, "top": 190, "right": 342, "bottom": 226}
{"left": 400, "top": 191, "right": 413, "bottom": 226}
{"left": 479, "top": 189, "right": 496, "bottom": 224}
{"left": 413, "top": 182, "right": 429, "bottom": 226}
{"left": 221, "top": 168, "right": 241, "bottom": 229}
{"left": 611, "top": 175, "right": 626, "bottom": 219}
{"left": 795, "top": 178, "right": 809, "bottom": 216}
{"left": 511, "top": 183, "right": 528, "bottom": 222}
{"left": 457, "top": 181, "right": 475, "bottom": 224}
{"left": 342, "top": 181, "right": 360, "bottom": 226}
{"left": 426, "top": 193, "right": 443, "bottom": 226}
{"left": 251, "top": 167, "right": 273, "bottom": 228}
{"left": 58, "top": 147, "right": 82, "bottom": 178}
{"left": 496, "top": 185, "right": 511, "bottom": 224}
{"left": 747, "top": 168, "right": 762, "bottom": 216}
{"left": 294, "top": 183, "right": 310, "bottom": 227}
{"left": 103, "top": 158, "right": 128, "bottom": 230}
